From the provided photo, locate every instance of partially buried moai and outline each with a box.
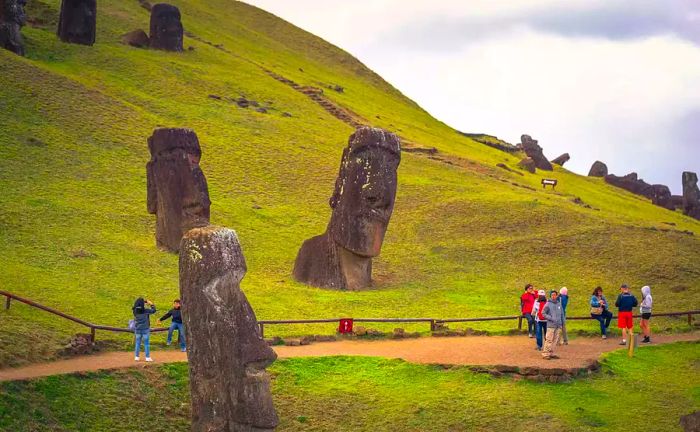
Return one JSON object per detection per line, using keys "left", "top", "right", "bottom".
{"left": 0, "top": 0, "right": 27, "bottom": 56}
{"left": 57, "top": 0, "right": 97, "bottom": 46}
{"left": 180, "top": 226, "right": 278, "bottom": 432}
{"left": 149, "top": 3, "right": 183, "bottom": 51}
{"left": 682, "top": 171, "right": 700, "bottom": 220}
{"left": 147, "top": 128, "right": 210, "bottom": 253}
{"left": 293, "top": 127, "right": 401, "bottom": 290}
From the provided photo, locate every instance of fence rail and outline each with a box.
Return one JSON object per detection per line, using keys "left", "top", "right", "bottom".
{"left": 2, "top": 290, "right": 698, "bottom": 341}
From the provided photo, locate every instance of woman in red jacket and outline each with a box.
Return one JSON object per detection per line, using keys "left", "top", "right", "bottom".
{"left": 520, "top": 284, "right": 537, "bottom": 338}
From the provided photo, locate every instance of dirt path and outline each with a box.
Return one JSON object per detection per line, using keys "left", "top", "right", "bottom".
{"left": 1, "top": 333, "right": 697, "bottom": 382}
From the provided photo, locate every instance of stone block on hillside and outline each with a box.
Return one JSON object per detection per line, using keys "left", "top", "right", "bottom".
{"left": 551, "top": 153, "right": 570, "bottom": 166}
{"left": 517, "top": 157, "right": 536, "bottom": 173}
{"left": 0, "top": 0, "right": 27, "bottom": 56}
{"left": 121, "top": 29, "right": 149, "bottom": 48}
{"left": 179, "top": 226, "right": 278, "bottom": 432}
{"left": 605, "top": 173, "right": 654, "bottom": 198}
{"left": 149, "top": 3, "right": 183, "bottom": 51}
{"left": 588, "top": 161, "right": 608, "bottom": 177}
{"left": 680, "top": 410, "right": 700, "bottom": 432}
{"left": 520, "top": 134, "right": 553, "bottom": 171}
{"left": 57, "top": 0, "right": 96, "bottom": 46}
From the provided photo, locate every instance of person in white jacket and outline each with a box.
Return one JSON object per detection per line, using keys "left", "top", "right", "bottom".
{"left": 640, "top": 285, "right": 653, "bottom": 344}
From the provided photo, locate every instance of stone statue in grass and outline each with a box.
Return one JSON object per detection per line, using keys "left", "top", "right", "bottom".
{"left": 293, "top": 127, "right": 401, "bottom": 290}
{"left": 147, "top": 128, "right": 210, "bottom": 253}
{"left": 179, "top": 226, "right": 278, "bottom": 432}
{"left": 0, "top": 0, "right": 27, "bottom": 56}
{"left": 57, "top": 0, "right": 97, "bottom": 46}
{"left": 149, "top": 3, "right": 183, "bottom": 51}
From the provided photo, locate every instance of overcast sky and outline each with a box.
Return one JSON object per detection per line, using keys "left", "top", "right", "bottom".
{"left": 246, "top": 0, "right": 700, "bottom": 193}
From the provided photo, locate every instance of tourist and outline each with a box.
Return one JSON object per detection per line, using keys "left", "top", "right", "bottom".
{"left": 520, "top": 284, "right": 537, "bottom": 338}
{"left": 639, "top": 285, "right": 653, "bottom": 344}
{"left": 133, "top": 297, "right": 156, "bottom": 362}
{"left": 158, "top": 299, "right": 186, "bottom": 352}
{"left": 531, "top": 290, "right": 548, "bottom": 351}
{"left": 542, "top": 290, "right": 564, "bottom": 360}
{"left": 559, "top": 287, "right": 569, "bottom": 345}
{"left": 590, "top": 287, "right": 613, "bottom": 339}
{"left": 615, "top": 284, "right": 639, "bottom": 346}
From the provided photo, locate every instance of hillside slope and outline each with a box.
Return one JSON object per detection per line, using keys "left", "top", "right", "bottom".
{"left": 1, "top": 0, "right": 699, "bottom": 366}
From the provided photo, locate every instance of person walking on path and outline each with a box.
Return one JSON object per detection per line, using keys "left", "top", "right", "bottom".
{"left": 133, "top": 297, "right": 156, "bottom": 362}
{"left": 615, "top": 284, "right": 638, "bottom": 346}
{"left": 639, "top": 285, "right": 653, "bottom": 344}
{"left": 559, "top": 287, "right": 569, "bottom": 345}
{"left": 532, "top": 290, "right": 548, "bottom": 351}
{"left": 158, "top": 299, "right": 186, "bottom": 352}
{"left": 520, "top": 284, "right": 537, "bottom": 338}
{"left": 542, "top": 290, "right": 564, "bottom": 360}
{"left": 590, "top": 287, "right": 613, "bottom": 339}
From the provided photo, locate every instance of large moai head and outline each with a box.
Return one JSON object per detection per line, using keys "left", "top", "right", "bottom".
{"left": 57, "top": 0, "right": 97, "bottom": 46}
{"left": 179, "top": 226, "right": 278, "bottom": 432}
{"left": 149, "top": 3, "right": 183, "bottom": 52}
{"left": 0, "top": 0, "right": 27, "bottom": 56}
{"left": 682, "top": 171, "right": 700, "bottom": 219}
{"left": 146, "top": 128, "right": 210, "bottom": 252}
{"left": 327, "top": 127, "right": 401, "bottom": 257}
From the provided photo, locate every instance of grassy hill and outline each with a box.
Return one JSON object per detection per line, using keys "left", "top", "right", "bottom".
{"left": 1, "top": 0, "right": 699, "bottom": 366}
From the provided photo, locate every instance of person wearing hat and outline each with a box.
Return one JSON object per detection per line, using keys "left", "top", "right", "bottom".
{"left": 615, "top": 284, "right": 639, "bottom": 346}
{"left": 559, "top": 287, "right": 569, "bottom": 345}
{"left": 541, "top": 289, "right": 564, "bottom": 360}
{"left": 531, "top": 289, "right": 548, "bottom": 351}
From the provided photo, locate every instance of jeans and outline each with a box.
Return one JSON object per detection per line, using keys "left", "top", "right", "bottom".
{"left": 523, "top": 313, "right": 535, "bottom": 335}
{"left": 135, "top": 330, "right": 150, "bottom": 358}
{"left": 591, "top": 310, "right": 613, "bottom": 336}
{"left": 543, "top": 327, "right": 562, "bottom": 358}
{"left": 561, "top": 317, "right": 568, "bottom": 343}
{"left": 535, "top": 321, "right": 547, "bottom": 349}
{"left": 167, "top": 322, "right": 186, "bottom": 349}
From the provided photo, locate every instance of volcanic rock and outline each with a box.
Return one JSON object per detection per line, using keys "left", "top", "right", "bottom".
{"left": 57, "top": 0, "right": 96, "bottom": 46}
{"left": 517, "top": 157, "right": 536, "bottom": 173}
{"left": 588, "top": 161, "right": 608, "bottom": 177}
{"left": 149, "top": 3, "right": 183, "bottom": 51}
{"left": 551, "top": 153, "right": 570, "bottom": 166}
{"left": 121, "top": 29, "right": 149, "bottom": 47}
{"left": 680, "top": 410, "right": 700, "bottom": 432}
{"left": 520, "top": 135, "right": 553, "bottom": 171}
{"left": 0, "top": 0, "right": 27, "bottom": 56}
{"left": 682, "top": 171, "right": 700, "bottom": 220}
{"left": 604, "top": 173, "right": 653, "bottom": 197}
{"left": 179, "top": 226, "right": 278, "bottom": 431}
{"left": 650, "top": 184, "right": 674, "bottom": 210}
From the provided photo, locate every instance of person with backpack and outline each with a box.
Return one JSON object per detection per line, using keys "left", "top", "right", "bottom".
{"left": 531, "top": 290, "right": 548, "bottom": 351}
{"left": 615, "top": 284, "right": 639, "bottom": 346}
{"left": 639, "top": 285, "right": 653, "bottom": 344}
{"left": 520, "top": 284, "right": 537, "bottom": 338}
{"left": 559, "top": 287, "right": 569, "bottom": 345}
{"left": 158, "top": 299, "right": 186, "bottom": 352}
{"left": 590, "top": 287, "right": 613, "bottom": 339}
{"left": 133, "top": 297, "right": 156, "bottom": 362}
{"left": 542, "top": 290, "right": 564, "bottom": 360}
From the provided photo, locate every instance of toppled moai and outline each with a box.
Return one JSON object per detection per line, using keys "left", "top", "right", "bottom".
{"left": 293, "top": 127, "right": 401, "bottom": 290}
{"left": 179, "top": 226, "right": 278, "bottom": 432}
{"left": 57, "top": 0, "right": 96, "bottom": 46}
{"left": 147, "top": 128, "right": 210, "bottom": 252}
{"left": 588, "top": 160, "right": 608, "bottom": 177}
{"left": 604, "top": 173, "right": 653, "bottom": 197}
{"left": 517, "top": 157, "right": 536, "bottom": 173}
{"left": 149, "top": 3, "right": 183, "bottom": 51}
{"left": 0, "top": 0, "right": 27, "bottom": 56}
{"left": 682, "top": 171, "right": 700, "bottom": 220}
{"left": 551, "top": 153, "right": 570, "bottom": 167}
{"left": 520, "top": 135, "right": 552, "bottom": 171}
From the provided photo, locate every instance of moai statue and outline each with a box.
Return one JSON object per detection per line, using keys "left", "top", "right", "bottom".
{"left": 588, "top": 160, "right": 608, "bottom": 177}
{"left": 149, "top": 3, "right": 183, "bottom": 51}
{"left": 293, "top": 127, "right": 401, "bottom": 290}
{"left": 57, "top": 0, "right": 97, "bottom": 46}
{"left": 520, "top": 134, "right": 553, "bottom": 171}
{"left": 146, "top": 128, "right": 210, "bottom": 253}
{"left": 179, "top": 226, "right": 278, "bottom": 432}
{"left": 0, "top": 0, "right": 27, "bottom": 56}
{"left": 682, "top": 171, "right": 700, "bottom": 220}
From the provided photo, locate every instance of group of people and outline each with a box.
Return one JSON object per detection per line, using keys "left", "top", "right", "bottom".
{"left": 131, "top": 297, "right": 186, "bottom": 362}
{"left": 520, "top": 283, "right": 654, "bottom": 360}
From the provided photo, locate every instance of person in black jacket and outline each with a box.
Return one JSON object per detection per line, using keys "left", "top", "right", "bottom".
{"left": 133, "top": 297, "right": 156, "bottom": 362}
{"left": 158, "top": 299, "right": 185, "bottom": 351}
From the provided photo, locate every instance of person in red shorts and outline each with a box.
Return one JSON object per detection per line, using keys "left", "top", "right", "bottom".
{"left": 614, "top": 284, "right": 638, "bottom": 346}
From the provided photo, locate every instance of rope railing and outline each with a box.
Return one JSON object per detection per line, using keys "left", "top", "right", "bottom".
{"left": 2, "top": 290, "right": 698, "bottom": 340}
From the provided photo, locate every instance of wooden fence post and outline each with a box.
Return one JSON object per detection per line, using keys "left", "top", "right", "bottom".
{"left": 90, "top": 327, "right": 96, "bottom": 345}
{"left": 689, "top": 313, "right": 693, "bottom": 326}
{"left": 430, "top": 319, "right": 436, "bottom": 332}
{"left": 259, "top": 323, "right": 265, "bottom": 338}
{"left": 517, "top": 315, "right": 523, "bottom": 330}
{"left": 4, "top": 296, "right": 10, "bottom": 310}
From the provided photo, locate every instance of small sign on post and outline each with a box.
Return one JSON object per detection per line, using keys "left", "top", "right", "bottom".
{"left": 541, "top": 178, "right": 558, "bottom": 189}
{"left": 338, "top": 318, "right": 354, "bottom": 334}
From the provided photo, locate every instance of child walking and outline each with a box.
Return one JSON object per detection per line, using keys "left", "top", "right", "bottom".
{"left": 531, "top": 290, "right": 548, "bottom": 351}
{"left": 133, "top": 297, "right": 156, "bottom": 362}
{"left": 615, "top": 284, "right": 638, "bottom": 346}
{"left": 158, "top": 299, "right": 186, "bottom": 352}
{"left": 639, "top": 285, "right": 653, "bottom": 344}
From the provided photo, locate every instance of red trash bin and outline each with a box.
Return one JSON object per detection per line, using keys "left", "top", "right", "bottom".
{"left": 338, "top": 318, "right": 353, "bottom": 334}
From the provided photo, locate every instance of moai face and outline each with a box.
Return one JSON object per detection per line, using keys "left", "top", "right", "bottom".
{"left": 328, "top": 127, "right": 401, "bottom": 257}
{"left": 57, "top": 0, "right": 96, "bottom": 45}
{"left": 179, "top": 227, "right": 278, "bottom": 431}
{"left": 149, "top": 3, "right": 183, "bottom": 51}
{"left": 147, "top": 128, "right": 210, "bottom": 252}
{"left": 6, "top": 0, "right": 27, "bottom": 26}
{"left": 0, "top": 0, "right": 27, "bottom": 55}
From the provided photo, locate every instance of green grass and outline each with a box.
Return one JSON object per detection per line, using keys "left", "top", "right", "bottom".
{"left": 1, "top": 0, "right": 699, "bottom": 367}
{"left": 1, "top": 341, "right": 698, "bottom": 431}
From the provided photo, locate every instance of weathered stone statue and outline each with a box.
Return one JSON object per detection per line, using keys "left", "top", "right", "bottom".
{"left": 588, "top": 160, "right": 608, "bottom": 177}
{"left": 57, "top": 0, "right": 96, "bottom": 45}
{"left": 149, "top": 3, "right": 183, "bottom": 51}
{"left": 605, "top": 173, "right": 653, "bottom": 197}
{"left": 147, "top": 128, "right": 210, "bottom": 252}
{"left": 180, "top": 226, "right": 278, "bottom": 432}
{"left": 0, "top": 0, "right": 27, "bottom": 56}
{"left": 520, "top": 135, "right": 552, "bottom": 171}
{"left": 551, "top": 153, "right": 570, "bottom": 167}
{"left": 293, "top": 127, "right": 401, "bottom": 290}
{"left": 682, "top": 171, "right": 700, "bottom": 220}
{"left": 650, "top": 184, "right": 674, "bottom": 210}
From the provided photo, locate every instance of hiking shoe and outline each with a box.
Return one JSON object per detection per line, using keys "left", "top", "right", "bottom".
{"left": 563, "top": 341, "right": 569, "bottom": 345}
{"left": 602, "top": 335, "right": 607, "bottom": 339}
{"left": 528, "top": 334, "right": 533, "bottom": 338}
{"left": 166, "top": 341, "right": 172, "bottom": 346}
{"left": 619, "top": 340, "right": 626, "bottom": 346}
{"left": 145, "top": 357, "right": 154, "bottom": 362}
{"left": 542, "top": 356, "right": 552, "bottom": 360}
{"left": 134, "top": 356, "right": 140, "bottom": 361}
{"left": 181, "top": 347, "right": 187, "bottom": 352}
{"left": 549, "top": 355, "right": 560, "bottom": 359}
{"left": 642, "top": 337, "right": 651, "bottom": 344}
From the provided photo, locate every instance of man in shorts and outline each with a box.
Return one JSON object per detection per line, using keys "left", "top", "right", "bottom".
{"left": 614, "top": 284, "right": 638, "bottom": 346}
